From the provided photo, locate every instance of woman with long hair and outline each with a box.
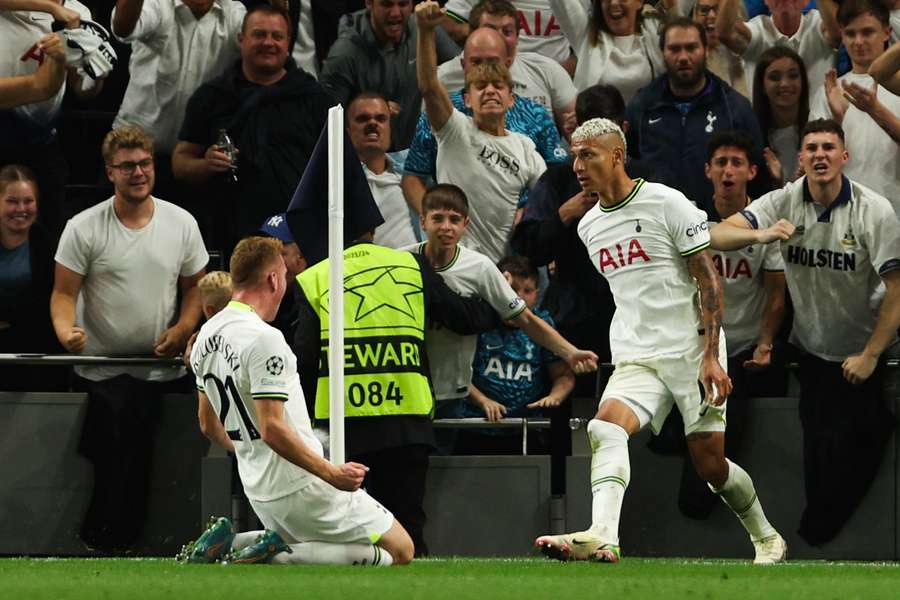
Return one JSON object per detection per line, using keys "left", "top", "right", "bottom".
{"left": 0, "top": 164, "right": 64, "bottom": 390}
{"left": 550, "top": 0, "right": 666, "bottom": 101}
{"left": 752, "top": 46, "right": 809, "bottom": 184}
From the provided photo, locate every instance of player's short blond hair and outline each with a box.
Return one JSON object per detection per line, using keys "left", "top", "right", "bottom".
{"left": 230, "top": 236, "right": 283, "bottom": 289}
{"left": 101, "top": 126, "right": 154, "bottom": 164}
{"left": 571, "top": 117, "right": 627, "bottom": 155}
{"left": 198, "top": 271, "right": 233, "bottom": 314}
{"left": 465, "top": 62, "right": 513, "bottom": 93}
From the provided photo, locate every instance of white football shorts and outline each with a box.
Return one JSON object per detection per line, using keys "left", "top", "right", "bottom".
{"left": 250, "top": 477, "right": 395, "bottom": 545}
{"left": 600, "top": 333, "right": 728, "bottom": 435}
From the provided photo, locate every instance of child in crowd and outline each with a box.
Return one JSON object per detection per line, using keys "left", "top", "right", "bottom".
{"left": 197, "top": 271, "right": 233, "bottom": 319}
{"left": 405, "top": 184, "right": 586, "bottom": 454}
{"left": 460, "top": 255, "right": 575, "bottom": 454}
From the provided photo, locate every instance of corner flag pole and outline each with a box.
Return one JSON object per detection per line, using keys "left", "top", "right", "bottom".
{"left": 327, "top": 105, "right": 345, "bottom": 465}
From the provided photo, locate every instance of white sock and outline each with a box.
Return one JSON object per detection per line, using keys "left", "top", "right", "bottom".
{"left": 587, "top": 419, "right": 630, "bottom": 545}
{"left": 231, "top": 530, "right": 265, "bottom": 552}
{"left": 270, "top": 542, "right": 394, "bottom": 566}
{"left": 709, "top": 459, "right": 777, "bottom": 542}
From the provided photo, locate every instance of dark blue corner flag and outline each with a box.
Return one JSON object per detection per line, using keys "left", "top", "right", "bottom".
{"left": 286, "top": 124, "right": 384, "bottom": 266}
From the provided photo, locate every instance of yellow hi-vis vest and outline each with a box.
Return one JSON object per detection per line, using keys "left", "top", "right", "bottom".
{"left": 297, "top": 244, "right": 433, "bottom": 419}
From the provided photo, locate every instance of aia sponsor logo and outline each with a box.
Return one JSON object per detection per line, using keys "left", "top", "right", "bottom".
{"left": 712, "top": 254, "right": 752, "bottom": 279}
{"left": 597, "top": 239, "right": 651, "bottom": 273}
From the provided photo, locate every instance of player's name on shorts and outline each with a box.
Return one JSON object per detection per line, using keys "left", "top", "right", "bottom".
{"left": 191, "top": 334, "right": 240, "bottom": 372}
{"left": 786, "top": 245, "right": 856, "bottom": 271}
{"left": 318, "top": 335, "right": 425, "bottom": 376}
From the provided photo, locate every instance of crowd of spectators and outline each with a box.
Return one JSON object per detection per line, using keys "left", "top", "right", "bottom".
{"left": 2, "top": 0, "right": 899, "bottom": 554}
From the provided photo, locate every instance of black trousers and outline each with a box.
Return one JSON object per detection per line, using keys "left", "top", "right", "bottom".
{"left": 75, "top": 374, "right": 186, "bottom": 552}
{"left": 796, "top": 352, "right": 894, "bottom": 546}
{"left": 349, "top": 444, "right": 430, "bottom": 557}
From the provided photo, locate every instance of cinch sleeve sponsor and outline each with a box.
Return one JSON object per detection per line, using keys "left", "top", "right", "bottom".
{"left": 666, "top": 192, "right": 711, "bottom": 255}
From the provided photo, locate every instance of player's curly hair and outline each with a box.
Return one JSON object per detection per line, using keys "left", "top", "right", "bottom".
{"left": 571, "top": 117, "right": 627, "bottom": 154}
{"left": 101, "top": 126, "right": 154, "bottom": 165}
{"left": 230, "top": 236, "right": 283, "bottom": 289}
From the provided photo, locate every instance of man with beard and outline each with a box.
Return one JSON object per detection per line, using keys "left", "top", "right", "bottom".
{"left": 173, "top": 4, "right": 332, "bottom": 257}
{"left": 624, "top": 17, "right": 769, "bottom": 220}
{"left": 51, "top": 126, "right": 209, "bottom": 553}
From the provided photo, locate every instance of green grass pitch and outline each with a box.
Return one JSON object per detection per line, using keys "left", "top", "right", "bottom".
{"left": 3, "top": 557, "right": 900, "bottom": 600}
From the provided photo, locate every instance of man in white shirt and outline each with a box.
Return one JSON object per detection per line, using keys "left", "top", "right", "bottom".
{"left": 417, "top": 0, "right": 547, "bottom": 263}
{"left": 346, "top": 91, "right": 418, "bottom": 249}
{"left": 711, "top": 118, "right": 900, "bottom": 546}
{"left": 437, "top": 0, "right": 576, "bottom": 135}
{"left": 441, "top": 0, "right": 574, "bottom": 72}
{"left": 51, "top": 126, "right": 209, "bottom": 553}
{"left": 183, "top": 235, "right": 415, "bottom": 566}
{"left": 535, "top": 118, "right": 787, "bottom": 565}
{"left": 716, "top": 0, "right": 841, "bottom": 95}
{"left": 111, "top": 0, "right": 245, "bottom": 155}
{"left": 812, "top": 0, "right": 900, "bottom": 217}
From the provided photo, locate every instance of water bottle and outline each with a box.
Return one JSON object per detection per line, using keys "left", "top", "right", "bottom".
{"left": 217, "top": 128, "right": 238, "bottom": 183}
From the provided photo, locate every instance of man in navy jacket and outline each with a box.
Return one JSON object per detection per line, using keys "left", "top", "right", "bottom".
{"left": 625, "top": 17, "right": 772, "bottom": 220}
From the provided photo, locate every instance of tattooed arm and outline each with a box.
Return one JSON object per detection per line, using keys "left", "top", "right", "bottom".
{"left": 686, "top": 249, "right": 733, "bottom": 406}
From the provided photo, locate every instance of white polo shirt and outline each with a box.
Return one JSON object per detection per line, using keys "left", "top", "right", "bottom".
{"left": 0, "top": 0, "right": 92, "bottom": 130}
{"left": 404, "top": 243, "right": 525, "bottom": 400}
{"left": 810, "top": 72, "right": 900, "bottom": 218}
{"left": 743, "top": 9, "right": 836, "bottom": 97}
{"left": 444, "top": 0, "right": 571, "bottom": 62}
{"left": 578, "top": 179, "right": 712, "bottom": 363}
{"left": 437, "top": 50, "right": 576, "bottom": 114}
{"left": 741, "top": 176, "right": 900, "bottom": 361}
{"left": 111, "top": 0, "right": 245, "bottom": 153}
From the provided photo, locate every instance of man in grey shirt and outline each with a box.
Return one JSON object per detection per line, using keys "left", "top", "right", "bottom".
{"left": 320, "top": 0, "right": 458, "bottom": 149}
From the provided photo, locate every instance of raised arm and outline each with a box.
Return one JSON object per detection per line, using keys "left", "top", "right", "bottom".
{"left": 50, "top": 263, "right": 87, "bottom": 353}
{"left": 869, "top": 42, "right": 900, "bottom": 96}
{"left": 710, "top": 211, "right": 795, "bottom": 251}
{"left": 815, "top": 0, "right": 842, "bottom": 49}
{"left": 843, "top": 269, "right": 900, "bottom": 384}
{"left": 547, "top": 0, "right": 590, "bottom": 48}
{"left": 686, "top": 250, "right": 732, "bottom": 405}
{"left": 111, "top": 0, "right": 144, "bottom": 38}
{"left": 841, "top": 78, "right": 900, "bottom": 145}
{"left": 716, "top": 0, "right": 752, "bottom": 55}
{"left": 416, "top": 0, "right": 454, "bottom": 132}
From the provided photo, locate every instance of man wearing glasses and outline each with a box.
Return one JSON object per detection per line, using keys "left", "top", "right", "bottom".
{"left": 51, "top": 126, "right": 209, "bottom": 555}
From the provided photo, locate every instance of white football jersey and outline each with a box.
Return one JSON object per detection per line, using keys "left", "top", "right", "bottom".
{"left": 191, "top": 301, "right": 322, "bottom": 502}
{"left": 742, "top": 177, "right": 900, "bottom": 361}
{"left": 708, "top": 216, "right": 785, "bottom": 356}
{"left": 404, "top": 243, "right": 526, "bottom": 400}
{"left": 577, "top": 179, "right": 713, "bottom": 363}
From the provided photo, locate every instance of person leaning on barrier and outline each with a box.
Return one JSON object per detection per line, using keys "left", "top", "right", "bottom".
{"left": 292, "top": 233, "right": 598, "bottom": 556}
{"left": 710, "top": 118, "right": 900, "bottom": 546}
{"left": 50, "top": 126, "right": 208, "bottom": 554}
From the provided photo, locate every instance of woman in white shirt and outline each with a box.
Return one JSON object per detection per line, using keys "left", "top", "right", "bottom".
{"left": 751, "top": 46, "right": 809, "bottom": 185}
{"left": 549, "top": 0, "right": 665, "bottom": 101}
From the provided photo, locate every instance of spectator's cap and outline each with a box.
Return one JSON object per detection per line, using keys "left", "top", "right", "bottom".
{"left": 260, "top": 213, "right": 294, "bottom": 243}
